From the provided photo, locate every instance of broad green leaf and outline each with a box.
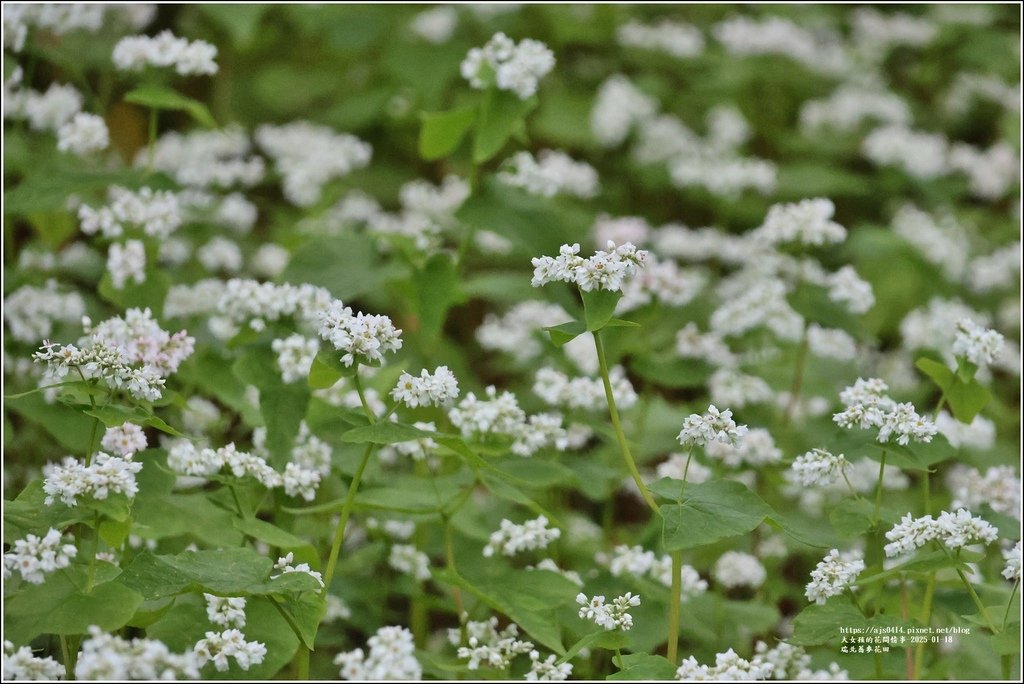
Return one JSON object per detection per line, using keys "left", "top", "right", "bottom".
{"left": 117, "top": 549, "right": 272, "bottom": 600}
{"left": 271, "top": 593, "right": 325, "bottom": 651}
{"left": 98, "top": 269, "right": 172, "bottom": 318}
{"left": 81, "top": 404, "right": 183, "bottom": 437}
{"left": 916, "top": 357, "right": 991, "bottom": 422}
{"left": 6, "top": 391, "right": 95, "bottom": 453}
{"left": 4, "top": 480, "right": 91, "bottom": 540}
{"left": 133, "top": 491, "right": 245, "bottom": 547}
{"left": 124, "top": 85, "right": 216, "bottom": 128}
{"left": 490, "top": 457, "right": 576, "bottom": 488}
{"left": 582, "top": 288, "right": 623, "bottom": 332}
{"left": 413, "top": 253, "right": 465, "bottom": 349}
{"left": 557, "top": 630, "right": 629, "bottom": 665}
{"left": 419, "top": 106, "right": 476, "bottom": 160}
{"left": 660, "top": 479, "right": 773, "bottom": 551}
{"left": 990, "top": 623, "right": 1020, "bottom": 655}
{"left": 198, "top": 4, "right": 267, "bottom": 47}
{"left": 233, "top": 517, "right": 317, "bottom": 564}
{"left": 479, "top": 472, "right": 556, "bottom": 521}
{"left": 341, "top": 421, "right": 437, "bottom": 444}
{"left": 307, "top": 348, "right": 350, "bottom": 389}
{"left": 789, "top": 596, "right": 911, "bottom": 646}
{"left": 260, "top": 384, "right": 309, "bottom": 463}
{"left": 545, "top": 320, "right": 587, "bottom": 348}
{"left": 281, "top": 233, "right": 405, "bottom": 302}
{"left": 473, "top": 89, "right": 537, "bottom": 163}
{"left": 856, "top": 549, "right": 983, "bottom": 585}
{"left": 630, "top": 356, "right": 714, "bottom": 389}
{"left": 607, "top": 653, "right": 678, "bottom": 680}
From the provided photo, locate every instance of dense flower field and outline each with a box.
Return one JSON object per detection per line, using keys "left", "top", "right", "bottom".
{"left": 2, "top": 3, "right": 1021, "bottom": 681}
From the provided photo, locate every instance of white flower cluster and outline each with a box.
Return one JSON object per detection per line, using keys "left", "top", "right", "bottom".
{"left": 616, "top": 19, "right": 704, "bottom": 58}
{"left": 753, "top": 641, "right": 848, "bottom": 680}
{"left": 968, "top": 242, "right": 1021, "bottom": 294}
{"left": 833, "top": 378, "right": 937, "bottom": 446}
{"left": 272, "top": 334, "right": 319, "bottom": 384}
{"left": 483, "top": 515, "right": 561, "bottom": 557}
{"left": 576, "top": 592, "right": 641, "bottom": 631}
{"left": 11, "top": 82, "right": 83, "bottom": 132}
{"left": 112, "top": 30, "right": 218, "bottom": 76}
{"left": 167, "top": 441, "right": 281, "bottom": 489}
{"left": 107, "top": 239, "right": 146, "bottom": 290}
{"left": 590, "top": 74, "right": 658, "bottom": 147}
{"left": 527, "top": 558, "right": 584, "bottom": 587}
{"left": 476, "top": 301, "right": 571, "bottom": 363}
{"left": 790, "top": 449, "right": 848, "bottom": 487}
{"left": 884, "top": 509, "right": 999, "bottom": 557}
{"left": 806, "top": 325, "right": 858, "bottom": 361}
{"left": 193, "top": 629, "right": 266, "bottom": 672}
{"left": 526, "top": 649, "right": 573, "bottom": 681}
{"left": 3, "top": 3, "right": 116, "bottom": 50}
{"left": 197, "top": 237, "right": 243, "bottom": 274}
{"left": 272, "top": 552, "right": 325, "bottom": 588}
{"left": 713, "top": 551, "right": 766, "bottom": 589}
{"left": 461, "top": 32, "right": 555, "bottom": 99}
{"left": 899, "top": 298, "right": 987, "bottom": 359}
{"left": 143, "top": 127, "right": 265, "bottom": 189}
{"left": 800, "top": 84, "right": 910, "bottom": 132}
{"left": 712, "top": 15, "right": 848, "bottom": 74}
{"left": 675, "top": 648, "right": 774, "bottom": 681}
{"left": 709, "top": 278, "right": 803, "bottom": 341}
{"left": 617, "top": 255, "right": 707, "bottom": 313}
{"left": 324, "top": 594, "right": 352, "bottom": 623}
{"left": 391, "top": 366, "right": 459, "bottom": 408}
{"left": 947, "top": 465, "right": 1020, "bottom": 521}
{"left": 317, "top": 300, "right": 403, "bottom": 367}
{"left": 851, "top": 7, "right": 938, "bottom": 51}
{"left": 335, "top": 625, "right": 421, "bottom": 681}
{"left": 751, "top": 198, "right": 847, "bottom": 247}
{"left": 708, "top": 368, "right": 774, "bottom": 409}
{"left": 57, "top": 112, "right": 109, "bottom": 156}
{"left": 892, "top": 204, "right": 969, "bottom": 280}
{"left": 100, "top": 422, "right": 148, "bottom": 458}
{"left": 78, "top": 185, "right": 182, "bottom": 240}
{"left": 531, "top": 241, "right": 648, "bottom": 292}
{"left": 74, "top": 626, "right": 201, "bottom": 680}
{"left": 805, "top": 549, "right": 865, "bottom": 604}
{"left": 388, "top": 544, "right": 431, "bottom": 582}
{"left": 378, "top": 421, "right": 440, "bottom": 465}
{"left": 655, "top": 453, "right": 712, "bottom": 484}
{"left": 42, "top": 452, "right": 142, "bottom": 507}
{"left": 204, "top": 594, "right": 247, "bottom": 629}
{"left": 675, "top": 323, "right": 736, "bottom": 367}
{"left": 944, "top": 71, "right": 1021, "bottom": 116}
{"left": 600, "top": 545, "right": 708, "bottom": 600}
{"left": 1003, "top": 542, "right": 1021, "bottom": 582}
{"left": 705, "top": 428, "right": 782, "bottom": 468}
{"left": 677, "top": 405, "right": 748, "bottom": 448}
{"left": 861, "top": 125, "right": 949, "bottom": 180}
{"left": 3, "top": 280, "right": 85, "bottom": 343}
{"left": 2, "top": 640, "right": 65, "bottom": 680}
{"left": 448, "top": 386, "right": 568, "bottom": 457}
{"left": 366, "top": 518, "right": 416, "bottom": 541}
{"left": 936, "top": 412, "right": 996, "bottom": 451}
{"left": 499, "top": 150, "right": 599, "bottom": 198}
{"left": 3, "top": 528, "right": 77, "bottom": 585}
{"left": 448, "top": 617, "right": 534, "bottom": 671}
{"left": 218, "top": 279, "right": 333, "bottom": 333}
{"left": 826, "top": 265, "right": 875, "bottom": 315}
{"left": 533, "top": 366, "right": 637, "bottom": 412}
{"left": 255, "top": 122, "right": 371, "bottom": 206}
{"left": 409, "top": 6, "right": 458, "bottom": 43}
{"left": 952, "top": 318, "right": 1004, "bottom": 367}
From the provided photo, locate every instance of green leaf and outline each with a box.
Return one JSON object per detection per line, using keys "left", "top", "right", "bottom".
{"left": 281, "top": 233, "right": 405, "bottom": 302}
{"left": 660, "top": 479, "right": 773, "bottom": 551}
{"left": 473, "top": 89, "right": 537, "bottom": 163}
{"left": 856, "top": 549, "right": 982, "bottom": 585}
{"left": 341, "top": 422, "right": 437, "bottom": 445}
{"left": 271, "top": 593, "right": 325, "bottom": 651}
{"left": 991, "top": 623, "right": 1020, "bottom": 655}
{"left": 117, "top": 548, "right": 273, "bottom": 600}
{"left": 545, "top": 320, "right": 587, "bottom": 348}
{"left": 789, "top": 596, "right": 911, "bottom": 646}
{"left": 307, "top": 348, "right": 349, "bottom": 389}
{"left": 233, "top": 517, "right": 317, "bottom": 564}
{"left": 830, "top": 498, "right": 878, "bottom": 538}
{"left": 6, "top": 391, "right": 95, "bottom": 453}
{"left": 98, "top": 269, "right": 172, "bottom": 317}
{"left": 4, "top": 480, "right": 91, "bottom": 540}
{"left": 582, "top": 289, "right": 623, "bottom": 332}
{"left": 81, "top": 404, "right": 183, "bottom": 437}
{"left": 198, "top": 4, "right": 267, "bottom": 48}
{"left": 419, "top": 106, "right": 476, "bottom": 160}
{"left": 916, "top": 357, "right": 991, "bottom": 422}
{"left": 557, "top": 630, "right": 629, "bottom": 665}
{"left": 124, "top": 85, "right": 216, "bottom": 128}
{"left": 413, "top": 253, "right": 465, "bottom": 349}
{"left": 606, "top": 653, "right": 678, "bottom": 680}
{"left": 630, "top": 356, "right": 714, "bottom": 389}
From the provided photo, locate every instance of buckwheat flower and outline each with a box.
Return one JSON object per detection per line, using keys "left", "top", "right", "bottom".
{"left": 936, "top": 413, "right": 996, "bottom": 451}
{"left": 675, "top": 323, "right": 736, "bottom": 367}
{"left": 56, "top": 111, "right": 109, "bottom": 155}
{"left": 862, "top": 125, "right": 949, "bottom": 179}
{"left": 705, "top": 427, "right": 782, "bottom": 468}
{"left": 876, "top": 402, "right": 937, "bottom": 445}
{"left": 217, "top": 280, "right": 332, "bottom": 331}
{"left": 100, "top": 422, "right": 147, "bottom": 458}
{"left": 143, "top": 127, "right": 264, "bottom": 190}
{"left": 391, "top": 366, "right": 459, "bottom": 408}
{"left": 23, "top": 82, "right": 82, "bottom": 131}
{"left": 526, "top": 559, "right": 584, "bottom": 587}
{"left": 335, "top": 626, "right": 421, "bottom": 680}
{"left": 107, "top": 240, "right": 146, "bottom": 290}
{"left": 952, "top": 318, "right": 1004, "bottom": 367}
{"left": 576, "top": 592, "right": 641, "bottom": 631}
{"left": 650, "top": 558, "right": 709, "bottom": 600}
{"left": 388, "top": 544, "right": 431, "bottom": 582}
{"left": 800, "top": 83, "right": 910, "bottom": 132}
{"left": 78, "top": 185, "right": 183, "bottom": 240}
{"left": 616, "top": 18, "right": 704, "bottom": 58}
{"left": 499, "top": 150, "right": 599, "bottom": 198}
{"left": 42, "top": 453, "right": 142, "bottom": 507}
{"left": 533, "top": 366, "right": 637, "bottom": 412}
{"left": 947, "top": 465, "right": 1020, "bottom": 520}
{"left": 710, "top": 278, "right": 804, "bottom": 340}
{"left": 272, "top": 552, "right": 324, "bottom": 588}
{"left": 675, "top": 648, "right": 774, "bottom": 681}
{"left": 197, "top": 237, "right": 243, "bottom": 274}
{"left": 272, "top": 334, "right": 319, "bottom": 384}
{"left": 281, "top": 462, "right": 321, "bottom": 501}
{"left": 713, "top": 551, "right": 766, "bottom": 589}
{"left": 618, "top": 255, "right": 707, "bottom": 313}
{"left": 967, "top": 242, "right": 1020, "bottom": 293}
{"left": 476, "top": 301, "right": 571, "bottom": 363}
{"left": 461, "top": 32, "right": 555, "bottom": 99}
{"left": 713, "top": 14, "right": 847, "bottom": 74}
{"left": 112, "top": 30, "right": 218, "bottom": 75}
{"left": 805, "top": 549, "right": 865, "bottom": 604}
{"left": 366, "top": 518, "right": 416, "bottom": 541}
{"left": 603, "top": 544, "right": 657, "bottom": 577}
{"left": 752, "top": 198, "right": 847, "bottom": 247}
{"left": 204, "top": 594, "right": 247, "bottom": 629}
{"left": 526, "top": 650, "right": 572, "bottom": 681}
{"left": 934, "top": 509, "right": 999, "bottom": 550}
{"left": 409, "top": 6, "right": 457, "bottom": 43}
{"left": 449, "top": 617, "right": 534, "bottom": 670}
{"left": 324, "top": 594, "right": 352, "bottom": 623}
{"left": 3, "top": 528, "right": 77, "bottom": 585}
{"left": 193, "top": 629, "right": 266, "bottom": 672}
{"left": 3, "top": 280, "right": 85, "bottom": 343}
{"left": 483, "top": 516, "right": 560, "bottom": 558}
{"left": 806, "top": 324, "right": 858, "bottom": 361}
{"left": 708, "top": 368, "right": 774, "bottom": 409}
{"left": 891, "top": 204, "right": 969, "bottom": 280}
{"left": 655, "top": 453, "right": 712, "bottom": 483}
{"left": 1002, "top": 542, "right": 1021, "bottom": 582}
{"left": 851, "top": 6, "right": 937, "bottom": 51}
{"left": 590, "top": 74, "right": 658, "bottom": 147}
{"left": 826, "top": 265, "right": 874, "bottom": 315}
{"left": 677, "top": 405, "right": 748, "bottom": 448}
{"left": 790, "top": 449, "right": 848, "bottom": 487}
{"left": 884, "top": 513, "right": 939, "bottom": 557}
{"left": 2, "top": 640, "right": 66, "bottom": 680}
{"left": 182, "top": 397, "right": 221, "bottom": 435}
{"left": 75, "top": 626, "right": 201, "bottom": 680}
{"left": 317, "top": 300, "right": 403, "bottom": 367}
{"left": 378, "top": 421, "right": 440, "bottom": 464}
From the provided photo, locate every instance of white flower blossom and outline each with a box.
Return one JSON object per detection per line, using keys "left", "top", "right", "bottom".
{"left": 448, "top": 617, "right": 534, "bottom": 671}
{"left": 3, "top": 528, "right": 77, "bottom": 585}
{"left": 75, "top": 626, "right": 201, "bottom": 679}
{"left": 335, "top": 626, "right": 421, "bottom": 680}
{"left": 461, "top": 32, "right": 555, "bottom": 99}
{"left": 57, "top": 112, "right": 109, "bottom": 155}
{"left": 100, "top": 422, "right": 147, "bottom": 458}
{"left": 805, "top": 549, "right": 865, "bottom": 604}
{"left": 204, "top": 594, "right": 247, "bottom": 629}
{"left": 713, "top": 551, "right": 766, "bottom": 589}
{"left": 193, "top": 629, "right": 266, "bottom": 672}
{"left": 677, "top": 405, "right": 748, "bottom": 448}
{"left": 113, "top": 30, "right": 218, "bottom": 75}
{"left": 483, "top": 516, "right": 560, "bottom": 558}
{"left": 576, "top": 592, "right": 640, "bottom": 631}
{"left": 391, "top": 366, "right": 460, "bottom": 408}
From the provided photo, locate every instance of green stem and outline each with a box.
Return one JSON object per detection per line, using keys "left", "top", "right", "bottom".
{"left": 871, "top": 451, "right": 886, "bottom": 526}
{"left": 445, "top": 520, "right": 465, "bottom": 619}
{"left": 913, "top": 573, "right": 936, "bottom": 678}
{"left": 60, "top": 634, "right": 75, "bottom": 680}
{"left": 1003, "top": 580, "right": 1019, "bottom": 630}
{"left": 296, "top": 645, "right": 310, "bottom": 680}
{"left": 954, "top": 565, "right": 999, "bottom": 633}
{"left": 352, "top": 372, "right": 376, "bottom": 424}
{"left": 593, "top": 329, "right": 658, "bottom": 515}
{"left": 667, "top": 549, "right": 682, "bottom": 665}
{"left": 849, "top": 587, "right": 868, "bottom": 617}
{"left": 322, "top": 443, "right": 374, "bottom": 592}
{"left": 85, "top": 512, "right": 100, "bottom": 593}
{"left": 921, "top": 469, "right": 931, "bottom": 516}
{"left": 146, "top": 107, "right": 158, "bottom": 174}
{"left": 613, "top": 648, "right": 623, "bottom": 670}
{"left": 783, "top": 322, "right": 809, "bottom": 422}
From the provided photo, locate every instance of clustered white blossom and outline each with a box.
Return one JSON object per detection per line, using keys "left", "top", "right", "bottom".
{"left": 753, "top": 641, "right": 848, "bottom": 680}
{"left": 712, "top": 15, "right": 848, "bottom": 75}
{"left": 3, "top": 280, "right": 85, "bottom": 343}
{"left": 805, "top": 549, "right": 865, "bottom": 604}
{"left": 617, "top": 255, "right": 707, "bottom": 313}
{"left": 113, "top": 30, "right": 218, "bottom": 75}
{"left": 107, "top": 239, "right": 146, "bottom": 289}
{"left": 833, "top": 378, "right": 937, "bottom": 445}
{"left": 531, "top": 241, "right": 648, "bottom": 292}
{"left": 616, "top": 19, "right": 704, "bottom": 58}
{"left": 526, "top": 650, "right": 573, "bottom": 681}
{"left": 675, "top": 648, "right": 775, "bottom": 681}
{"left": 272, "top": 334, "right": 319, "bottom": 384}
{"left": 713, "top": 551, "right": 766, "bottom": 589}
{"left": 475, "top": 301, "right": 571, "bottom": 363}
{"left": 335, "top": 625, "right": 421, "bottom": 680}
{"left": 2, "top": 640, "right": 66, "bottom": 680}
{"left": 42, "top": 452, "right": 143, "bottom": 507}
{"left": 884, "top": 509, "right": 999, "bottom": 557}
{"left": 499, "top": 150, "right": 599, "bottom": 198}
{"left": 751, "top": 198, "right": 847, "bottom": 247}
{"left": 448, "top": 617, "right": 533, "bottom": 671}
{"left": 968, "top": 242, "right": 1021, "bottom": 294}
{"left": 655, "top": 453, "right": 712, "bottom": 484}
{"left": 378, "top": 421, "right": 440, "bottom": 465}
{"left": 409, "top": 6, "right": 458, "bottom": 43}
{"left": 192, "top": 629, "right": 266, "bottom": 672}
{"left": 851, "top": 6, "right": 938, "bottom": 51}
{"left": 271, "top": 552, "right": 325, "bottom": 588}
{"left": 675, "top": 322, "right": 736, "bottom": 367}
{"left": 3, "top": 528, "right": 77, "bottom": 585}
{"left": 590, "top": 74, "right": 658, "bottom": 147}
{"left": 217, "top": 279, "right": 333, "bottom": 333}
{"left": 483, "top": 515, "right": 561, "bottom": 558}
{"left": 143, "top": 127, "right": 265, "bottom": 189}
{"left": 100, "top": 422, "right": 148, "bottom": 458}
{"left": 861, "top": 125, "right": 949, "bottom": 180}
{"left": 709, "top": 278, "right": 803, "bottom": 341}
{"left": 388, "top": 544, "right": 431, "bottom": 582}
{"left": 947, "top": 465, "right": 1020, "bottom": 521}
{"left": 74, "top": 626, "right": 201, "bottom": 679}
{"left": 576, "top": 592, "right": 641, "bottom": 631}
{"left": 56, "top": 111, "right": 109, "bottom": 156}
{"left": 317, "top": 299, "right": 403, "bottom": 367}
{"left": 533, "top": 366, "right": 637, "bottom": 412}
{"left": 448, "top": 386, "right": 569, "bottom": 457}
{"left": 800, "top": 83, "right": 910, "bottom": 132}
{"left": 460, "top": 32, "right": 555, "bottom": 99}
{"left": 324, "top": 594, "right": 352, "bottom": 623}
{"left": 708, "top": 368, "right": 774, "bottom": 409}
{"left": 166, "top": 441, "right": 282, "bottom": 489}
{"left": 14, "top": 82, "right": 83, "bottom": 131}
{"left": 599, "top": 545, "right": 708, "bottom": 600}
{"left": 197, "top": 237, "right": 243, "bottom": 274}
{"left": 204, "top": 594, "right": 247, "bottom": 629}
{"left": 526, "top": 558, "right": 584, "bottom": 587}
{"left": 952, "top": 318, "right": 1005, "bottom": 367}
{"left": 936, "top": 412, "right": 996, "bottom": 451}
{"left": 789, "top": 449, "right": 849, "bottom": 487}
{"left": 391, "top": 366, "right": 460, "bottom": 408}
{"left": 366, "top": 518, "right": 416, "bottom": 541}
{"left": 1003, "top": 542, "right": 1021, "bottom": 582}
{"left": 806, "top": 324, "right": 858, "bottom": 361}
{"left": 677, "top": 405, "right": 748, "bottom": 448}
{"left": 705, "top": 428, "right": 782, "bottom": 468}
{"left": 892, "top": 204, "right": 969, "bottom": 280}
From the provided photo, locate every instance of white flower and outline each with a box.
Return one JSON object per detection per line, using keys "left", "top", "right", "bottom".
{"left": 876, "top": 402, "right": 938, "bottom": 446}
{"left": 272, "top": 334, "right": 319, "bottom": 384}
{"left": 142, "top": 127, "right": 264, "bottom": 189}
{"left": 107, "top": 240, "right": 146, "bottom": 290}
{"left": 3, "top": 640, "right": 66, "bottom": 680}
{"left": 323, "top": 595, "right": 352, "bottom": 623}
{"left": 713, "top": 551, "right": 766, "bottom": 589}
{"left": 790, "top": 449, "right": 848, "bottom": 487}
{"left": 271, "top": 552, "right": 324, "bottom": 588}
{"left": 713, "top": 14, "right": 847, "bottom": 74}
{"left": 461, "top": 32, "right": 555, "bottom": 99}
{"left": 708, "top": 368, "right": 774, "bottom": 409}
{"left": 800, "top": 84, "right": 910, "bottom": 132}
{"left": 197, "top": 237, "right": 243, "bottom": 273}
{"left": 193, "top": 629, "right": 266, "bottom": 672}
{"left": 57, "top": 112, "right": 109, "bottom": 155}
{"left": 409, "top": 6, "right": 457, "bottom": 43}
{"left": 531, "top": 241, "right": 648, "bottom": 292}
{"left": 576, "top": 592, "right": 641, "bottom": 631}
{"left": 113, "top": 30, "right": 218, "bottom": 75}
{"left": 449, "top": 617, "right": 534, "bottom": 671}
{"left": 3, "top": 528, "right": 77, "bottom": 585}
{"left": 391, "top": 366, "right": 460, "bottom": 408}
{"left": 752, "top": 198, "right": 847, "bottom": 247}
{"left": 590, "top": 74, "right": 658, "bottom": 147}
{"left": 335, "top": 626, "right": 421, "bottom": 680}
{"left": 388, "top": 544, "right": 431, "bottom": 582}
{"left": 675, "top": 648, "right": 774, "bottom": 681}
{"left": 884, "top": 509, "right": 998, "bottom": 557}
{"left": 616, "top": 19, "right": 704, "bottom": 58}
{"left": 42, "top": 453, "right": 142, "bottom": 507}
{"left": 526, "top": 650, "right": 572, "bottom": 681}
{"left": 78, "top": 185, "right": 183, "bottom": 240}
{"left": 892, "top": 204, "right": 969, "bottom": 280}
{"left": 23, "top": 82, "right": 82, "bottom": 131}
{"left": 317, "top": 300, "right": 403, "bottom": 367}
{"left": 805, "top": 549, "right": 865, "bottom": 604}
{"left": 100, "top": 422, "right": 147, "bottom": 458}
{"left": 533, "top": 366, "right": 637, "bottom": 412}
{"left": 677, "top": 405, "right": 748, "bottom": 448}
{"left": 204, "top": 594, "right": 247, "bottom": 629}
{"left": 448, "top": 386, "right": 567, "bottom": 457}
{"left": 3, "top": 280, "right": 85, "bottom": 343}
{"left": 806, "top": 325, "right": 858, "bottom": 361}
{"left": 476, "top": 301, "right": 571, "bottom": 363}
{"left": 75, "top": 626, "right": 200, "bottom": 679}
{"left": 952, "top": 318, "right": 1005, "bottom": 367}
{"left": 499, "top": 150, "right": 599, "bottom": 198}
{"left": 483, "top": 516, "right": 560, "bottom": 558}
{"left": 947, "top": 465, "right": 1020, "bottom": 520}
{"left": 826, "top": 266, "right": 874, "bottom": 315}
{"left": 1002, "top": 542, "right": 1021, "bottom": 582}
{"left": 705, "top": 428, "right": 782, "bottom": 468}
{"left": 862, "top": 125, "right": 949, "bottom": 179}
